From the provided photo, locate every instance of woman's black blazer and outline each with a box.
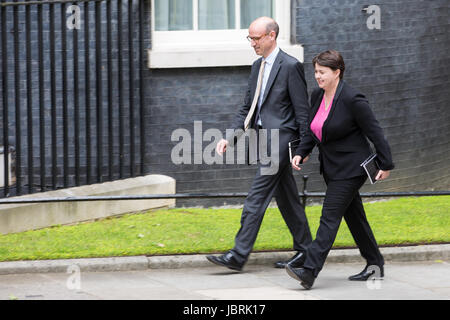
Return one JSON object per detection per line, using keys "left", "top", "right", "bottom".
{"left": 296, "top": 80, "right": 394, "bottom": 180}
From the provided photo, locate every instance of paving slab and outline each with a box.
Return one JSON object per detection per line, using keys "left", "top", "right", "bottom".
{"left": 0, "top": 260, "right": 448, "bottom": 301}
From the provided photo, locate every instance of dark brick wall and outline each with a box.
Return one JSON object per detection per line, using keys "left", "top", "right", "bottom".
{"left": 293, "top": 0, "right": 450, "bottom": 194}
{"left": 144, "top": 66, "right": 258, "bottom": 206}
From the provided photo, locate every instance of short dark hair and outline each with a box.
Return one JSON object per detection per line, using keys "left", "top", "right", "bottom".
{"left": 312, "top": 50, "right": 345, "bottom": 79}
{"left": 265, "top": 20, "right": 279, "bottom": 39}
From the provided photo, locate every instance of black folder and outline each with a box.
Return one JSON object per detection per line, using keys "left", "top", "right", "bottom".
{"left": 288, "top": 138, "right": 302, "bottom": 163}
{"left": 360, "top": 153, "right": 380, "bottom": 184}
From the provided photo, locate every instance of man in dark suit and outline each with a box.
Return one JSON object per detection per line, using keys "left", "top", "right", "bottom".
{"left": 206, "top": 17, "right": 312, "bottom": 271}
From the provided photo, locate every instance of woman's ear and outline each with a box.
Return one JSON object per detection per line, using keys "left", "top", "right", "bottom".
{"left": 335, "top": 69, "right": 341, "bottom": 80}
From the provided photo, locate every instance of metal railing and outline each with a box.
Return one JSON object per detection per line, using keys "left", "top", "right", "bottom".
{"left": 0, "top": 0, "right": 146, "bottom": 197}
{"left": 1, "top": 175, "right": 448, "bottom": 207}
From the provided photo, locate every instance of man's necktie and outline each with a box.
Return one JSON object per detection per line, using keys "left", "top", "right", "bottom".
{"left": 244, "top": 60, "right": 266, "bottom": 131}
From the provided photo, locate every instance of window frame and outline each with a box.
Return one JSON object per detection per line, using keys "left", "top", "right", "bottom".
{"left": 148, "top": 0, "right": 303, "bottom": 68}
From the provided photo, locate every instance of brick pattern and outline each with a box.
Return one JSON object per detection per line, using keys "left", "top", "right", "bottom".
{"left": 294, "top": 0, "right": 450, "bottom": 193}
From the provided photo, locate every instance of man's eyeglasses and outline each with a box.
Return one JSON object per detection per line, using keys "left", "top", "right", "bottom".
{"left": 246, "top": 33, "right": 269, "bottom": 43}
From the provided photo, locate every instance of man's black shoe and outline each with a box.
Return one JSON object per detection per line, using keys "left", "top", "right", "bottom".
{"left": 348, "top": 265, "right": 384, "bottom": 281}
{"left": 274, "top": 251, "right": 306, "bottom": 269}
{"left": 286, "top": 265, "right": 315, "bottom": 290}
{"left": 206, "top": 252, "right": 244, "bottom": 271}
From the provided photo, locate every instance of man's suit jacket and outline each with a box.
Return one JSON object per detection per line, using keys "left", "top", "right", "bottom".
{"left": 226, "top": 49, "right": 309, "bottom": 164}
{"left": 296, "top": 80, "right": 394, "bottom": 180}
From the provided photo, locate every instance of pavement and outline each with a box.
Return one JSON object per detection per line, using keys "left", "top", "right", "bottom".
{"left": 0, "top": 244, "right": 449, "bottom": 301}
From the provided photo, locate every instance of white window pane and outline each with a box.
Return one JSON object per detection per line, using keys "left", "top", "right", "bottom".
{"left": 155, "top": 0, "right": 193, "bottom": 31}
{"left": 240, "top": 0, "right": 274, "bottom": 29}
{"left": 198, "top": 0, "right": 235, "bottom": 30}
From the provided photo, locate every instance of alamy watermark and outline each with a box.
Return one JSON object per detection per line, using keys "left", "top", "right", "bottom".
{"left": 363, "top": 5, "right": 381, "bottom": 30}
{"left": 366, "top": 265, "right": 383, "bottom": 290}
{"left": 66, "top": 264, "right": 81, "bottom": 291}
{"left": 66, "top": 5, "right": 81, "bottom": 30}
{"left": 171, "top": 121, "right": 280, "bottom": 176}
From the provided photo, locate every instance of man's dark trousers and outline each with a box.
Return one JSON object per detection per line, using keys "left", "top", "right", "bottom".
{"left": 230, "top": 129, "right": 312, "bottom": 265}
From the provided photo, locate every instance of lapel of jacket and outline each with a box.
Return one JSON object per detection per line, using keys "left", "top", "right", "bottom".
{"left": 321, "top": 80, "right": 345, "bottom": 142}
{"left": 309, "top": 90, "right": 324, "bottom": 144}
{"left": 260, "top": 50, "right": 283, "bottom": 106}
{"left": 250, "top": 58, "right": 263, "bottom": 97}
{"left": 310, "top": 90, "right": 324, "bottom": 122}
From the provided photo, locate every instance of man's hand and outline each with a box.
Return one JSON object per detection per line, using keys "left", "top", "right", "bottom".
{"left": 216, "top": 139, "right": 229, "bottom": 156}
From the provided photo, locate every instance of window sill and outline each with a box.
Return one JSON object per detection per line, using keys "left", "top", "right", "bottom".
{"left": 147, "top": 42, "right": 304, "bottom": 69}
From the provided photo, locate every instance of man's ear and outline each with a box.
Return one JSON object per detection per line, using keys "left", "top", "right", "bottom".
{"left": 269, "top": 30, "right": 276, "bottom": 40}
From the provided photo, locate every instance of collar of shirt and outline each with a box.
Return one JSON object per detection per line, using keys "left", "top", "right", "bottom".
{"left": 256, "top": 47, "right": 280, "bottom": 126}
{"left": 263, "top": 46, "right": 280, "bottom": 67}
{"left": 260, "top": 46, "right": 279, "bottom": 96}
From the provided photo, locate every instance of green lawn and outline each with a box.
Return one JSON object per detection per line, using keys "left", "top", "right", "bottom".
{"left": 0, "top": 196, "right": 448, "bottom": 262}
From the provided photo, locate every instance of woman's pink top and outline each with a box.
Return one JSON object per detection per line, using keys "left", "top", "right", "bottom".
{"left": 310, "top": 95, "right": 334, "bottom": 141}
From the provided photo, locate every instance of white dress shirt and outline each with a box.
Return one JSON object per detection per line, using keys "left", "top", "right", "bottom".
{"left": 257, "top": 46, "right": 280, "bottom": 126}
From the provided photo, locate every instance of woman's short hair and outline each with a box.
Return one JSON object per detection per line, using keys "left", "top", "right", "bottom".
{"left": 312, "top": 50, "right": 345, "bottom": 79}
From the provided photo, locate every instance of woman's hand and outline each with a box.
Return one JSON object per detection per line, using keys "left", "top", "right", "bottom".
{"left": 375, "top": 170, "right": 390, "bottom": 181}
{"left": 291, "top": 155, "right": 309, "bottom": 171}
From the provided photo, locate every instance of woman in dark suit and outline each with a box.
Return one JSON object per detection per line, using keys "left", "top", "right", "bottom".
{"left": 286, "top": 50, "right": 394, "bottom": 289}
